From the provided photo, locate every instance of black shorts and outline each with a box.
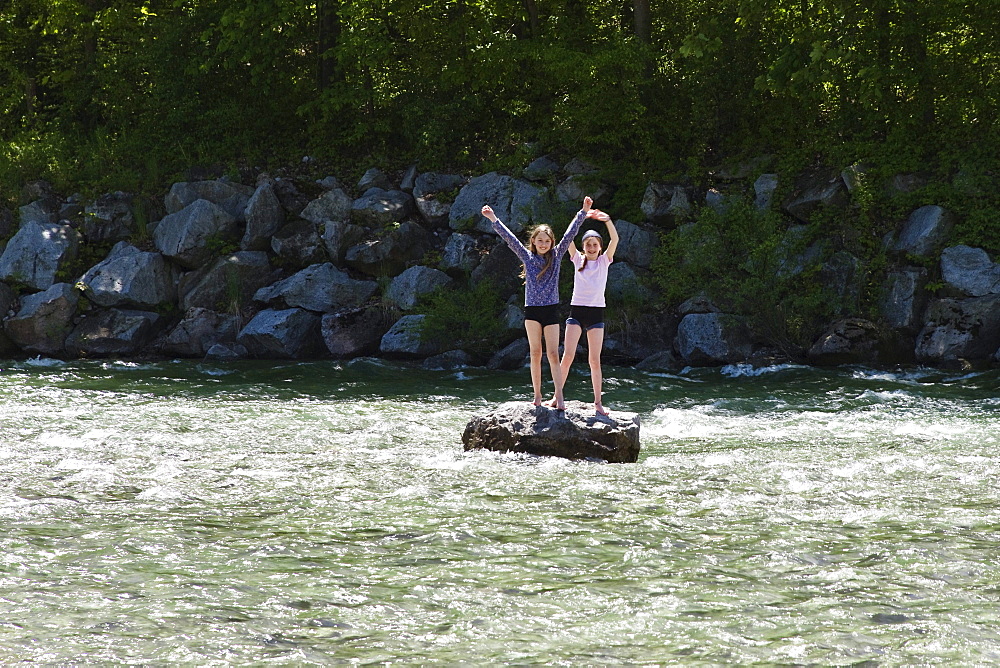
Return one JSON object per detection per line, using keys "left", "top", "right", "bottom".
{"left": 524, "top": 304, "right": 562, "bottom": 327}
{"left": 566, "top": 305, "right": 605, "bottom": 330}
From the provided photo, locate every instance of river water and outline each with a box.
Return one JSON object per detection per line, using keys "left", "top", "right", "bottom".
{"left": 1, "top": 357, "right": 999, "bottom": 664}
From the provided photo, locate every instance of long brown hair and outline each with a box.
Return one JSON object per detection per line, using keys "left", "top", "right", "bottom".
{"left": 521, "top": 224, "right": 555, "bottom": 281}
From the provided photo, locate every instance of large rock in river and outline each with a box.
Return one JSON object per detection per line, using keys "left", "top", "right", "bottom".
{"left": 462, "top": 401, "right": 641, "bottom": 463}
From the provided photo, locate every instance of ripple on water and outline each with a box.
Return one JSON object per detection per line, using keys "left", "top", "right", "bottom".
{"left": 2, "top": 361, "right": 1000, "bottom": 663}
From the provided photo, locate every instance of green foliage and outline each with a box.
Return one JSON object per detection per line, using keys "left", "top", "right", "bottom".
{"left": 652, "top": 200, "right": 856, "bottom": 353}
{"left": 202, "top": 234, "right": 239, "bottom": 259}
{"left": 0, "top": 0, "right": 995, "bottom": 263}
{"left": 417, "top": 280, "right": 509, "bottom": 357}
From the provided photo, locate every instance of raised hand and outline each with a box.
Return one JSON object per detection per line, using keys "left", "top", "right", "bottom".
{"left": 481, "top": 205, "right": 498, "bottom": 222}
{"left": 583, "top": 196, "right": 593, "bottom": 211}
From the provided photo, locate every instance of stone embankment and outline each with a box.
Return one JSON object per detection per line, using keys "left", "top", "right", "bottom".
{"left": 1, "top": 159, "right": 998, "bottom": 369}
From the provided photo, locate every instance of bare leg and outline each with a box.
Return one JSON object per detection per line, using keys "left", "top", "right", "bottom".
{"left": 550, "top": 323, "right": 582, "bottom": 406}
{"left": 587, "top": 326, "right": 607, "bottom": 415}
{"left": 544, "top": 323, "right": 565, "bottom": 410}
{"left": 524, "top": 319, "right": 544, "bottom": 406}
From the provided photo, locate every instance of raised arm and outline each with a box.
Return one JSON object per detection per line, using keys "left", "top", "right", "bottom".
{"left": 554, "top": 196, "right": 594, "bottom": 257}
{"left": 482, "top": 205, "right": 530, "bottom": 264}
{"left": 600, "top": 213, "right": 619, "bottom": 263}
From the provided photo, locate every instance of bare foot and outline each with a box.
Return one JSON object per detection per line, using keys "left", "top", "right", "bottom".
{"left": 595, "top": 403, "right": 609, "bottom": 416}
{"left": 545, "top": 397, "right": 559, "bottom": 408}
{"left": 532, "top": 397, "right": 543, "bottom": 407}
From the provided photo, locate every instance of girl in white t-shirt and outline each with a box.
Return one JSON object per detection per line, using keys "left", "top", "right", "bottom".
{"left": 558, "top": 212, "right": 618, "bottom": 415}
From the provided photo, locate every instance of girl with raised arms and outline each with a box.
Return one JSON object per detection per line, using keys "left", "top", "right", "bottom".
{"left": 480, "top": 197, "right": 598, "bottom": 411}
{"left": 553, "top": 211, "right": 618, "bottom": 416}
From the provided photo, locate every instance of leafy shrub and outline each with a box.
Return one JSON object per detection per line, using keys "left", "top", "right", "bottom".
{"left": 417, "top": 279, "right": 510, "bottom": 357}
{"left": 651, "top": 199, "right": 852, "bottom": 353}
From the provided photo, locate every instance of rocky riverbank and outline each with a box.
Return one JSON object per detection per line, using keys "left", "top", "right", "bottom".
{"left": 1, "top": 158, "right": 998, "bottom": 370}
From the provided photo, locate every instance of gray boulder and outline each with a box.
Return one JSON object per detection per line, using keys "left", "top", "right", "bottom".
{"left": 413, "top": 172, "right": 465, "bottom": 199}
{"left": 754, "top": 173, "right": 779, "bottom": 211}
{"left": 272, "top": 178, "right": 312, "bottom": 217}
{"left": 400, "top": 164, "right": 418, "bottom": 192}
{"left": 380, "top": 314, "right": 439, "bottom": 357}
{"left": 704, "top": 188, "right": 730, "bottom": 213}
{"left": 635, "top": 350, "right": 682, "bottom": 371}
{"left": 940, "top": 245, "right": 1000, "bottom": 297}
{"left": 19, "top": 200, "right": 57, "bottom": 226}
{"left": 469, "top": 240, "right": 524, "bottom": 302}
{"left": 915, "top": 295, "right": 1000, "bottom": 363}
{"left": 240, "top": 183, "right": 285, "bottom": 251}
{"left": 79, "top": 242, "right": 178, "bottom": 309}
{"left": 315, "top": 175, "right": 343, "bottom": 191}
{"left": 300, "top": 186, "right": 353, "bottom": 226}
{"left": 385, "top": 265, "right": 452, "bottom": 310}
{"left": 351, "top": 188, "right": 414, "bottom": 227}
{"left": 414, "top": 195, "right": 452, "bottom": 228}
{"left": 344, "top": 221, "right": 432, "bottom": 277}
{"left": 82, "top": 192, "right": 134, "bottom": 242}
{"left": 178, "top": 251, "right": 274, "bottom": 313}
{"left": 606, "top": 262, "right": 651, "bottom": 304}
{"left": 358, "top": 168, "right": 392, "bottom": 191}
{"left": 462, "top": 400, "right": 641, "bottom": 463}
{"left": 65, "top": 309, "right": 162, "bottom": 357}
{"left": 807, "top": 318, "right": 882, "bottom": 365}
{"left": 423, "top": 349, "right": 474, "bottom": 370}
{"left": 879, "top": 267, "right": 929, "bottom": 333}
{"left": 676, "top": 313, "right": 753, "bottom": 365}
{"left": 555, "top": 175, "right": 606, "bottom": 203}
{"left": 0, "top": 222, "right": 81, "bottom": 291}
{"left": 153, "top": 199, "right": 240, "bottom": 269}
{"left": 439, "top": 233, "right": 481, "bottom": 275}
{"left": 237, "top": 307, "right": 324, "bottom": 359}
{"left": 612, "top": 219, "right": 656, "bottom": 268}
{"left": 321, "top": 306, "right": 395, "bottom": 358}
{"left": 205, "top": 342, "right": 249, "bottom": 361}
{"left": 322, "top": 219, "right": 366, "bottom": 265}
{"left": 522, "top": 155, "right": 561, "bottom": 182}
{"left": 890, "top": 205, "right": 955, "bottom": 257}
{"left": 270, "top": 219, "right": 328, "bottom": 268}
{"left": 641, "top": 183, "right": 690, "bottom": 223}
{"left": 161, "top": 308, "right": 240, "bottom": 357}
{"left": 164, "top": 180, "right": 254, "bottom": 220}
{"left": 449, "top": 173, "right": 547, "bottom": 234}
{"left": 500, "top": 303, "right": 524, "bottom": 335}
{"left": 487, "top": 338, "right": 529, "bottom": 370}
{"left": 564, "top": 158, "right": 598, "bottom": 175}
{"left": 603, "top": 312, "right": 680, "bottom": 364}
{"left": 3, "top": 283, "right": 79, "bottom": 355}
{"left": 783, "top": 170, "right": 850, "bottom": 223}
{"left": 254, "top": 262, "right": 378, "bottom": 313}
{"left": 841, "top": 163, "right": 870, "bottom": 194}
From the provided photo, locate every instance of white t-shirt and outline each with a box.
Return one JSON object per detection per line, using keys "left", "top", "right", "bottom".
{"left": 569, "top": 253, "right": 612, "bottom": 307}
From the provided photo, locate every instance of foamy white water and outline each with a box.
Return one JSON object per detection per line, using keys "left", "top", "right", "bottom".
{"left": 2, "top": 359, "right": 999, "bottom": 663}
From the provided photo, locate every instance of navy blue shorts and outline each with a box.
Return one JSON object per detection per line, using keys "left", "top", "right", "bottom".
{"left": 524, "top": 304, "right": 562, "bottom": 327}
{"left": 566, "top": 305, "right": 605, "bottom": 330}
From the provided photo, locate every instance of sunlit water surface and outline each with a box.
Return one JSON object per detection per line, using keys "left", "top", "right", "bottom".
{"left": 2, "top": 358, "right": 999, "bottom": 664}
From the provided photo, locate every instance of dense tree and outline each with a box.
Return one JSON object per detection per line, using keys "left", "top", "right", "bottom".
{"left": 0, "top": 0, "right": 996, "bottom": 199}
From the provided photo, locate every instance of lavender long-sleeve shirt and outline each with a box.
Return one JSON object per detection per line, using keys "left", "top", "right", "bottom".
{"left": 490, "top": 209, "right": 586, "bottom": 307}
